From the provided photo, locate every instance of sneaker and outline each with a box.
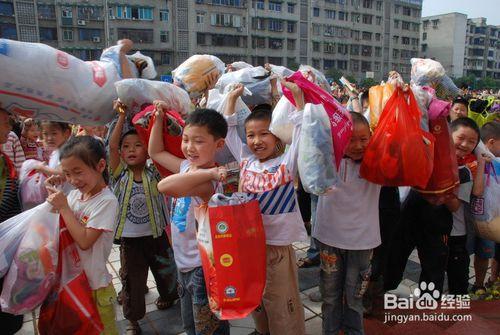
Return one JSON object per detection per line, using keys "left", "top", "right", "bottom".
{"left": 309, "top": 290, "right": 322, "bottom": 302}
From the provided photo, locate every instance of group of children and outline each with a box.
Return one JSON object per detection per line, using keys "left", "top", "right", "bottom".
{"left": 0, "top": 70, "right": 499, "bottom": 335}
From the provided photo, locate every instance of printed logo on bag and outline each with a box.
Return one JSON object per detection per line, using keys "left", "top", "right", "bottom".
{"left": 56, "top": 51, "right": 69, "bottom": 69}
{"left": 224, "top": 286, "right": 237, "bottom": 298}
{"left": 216, "top": 221, "right": 229, "bottom": 234}
{"left": 89, "top": 61, "right": 107, "bottom": 87}
{"left": 220, "top": 254, "right": 233, "bottom": 267}
{"left": 433, "top": 124, "right": 442, "bottom": 135}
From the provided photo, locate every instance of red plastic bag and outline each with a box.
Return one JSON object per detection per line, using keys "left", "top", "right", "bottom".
{"left": 415, "top": 117, "right": 459, "bottom": 204}
{"left": 38, "top": 217, "right": 103, "bottom": 335}
{"left": 195, "top": 193, "right": 266, "bottom": 320}
{"left": 283, "top": 71, "right": 353, "bottom": 169}
{"left": 132, "top": 104, "right": 185, "bottom": 177}
{"left": 360, "top": 87, "right": 435, "bottom": 188}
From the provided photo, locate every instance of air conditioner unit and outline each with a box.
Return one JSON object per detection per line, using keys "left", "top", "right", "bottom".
{"left": 92, "top": 36, "right": 101, "bottom": 42}
{"left": 77, "top": 20, "right": 86, "bottom": 25}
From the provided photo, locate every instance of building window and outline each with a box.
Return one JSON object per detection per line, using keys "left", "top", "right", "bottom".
{"left": 393, "top": 49, "right": 399, "bottom": 58}
{"left": 269, "top": 1, "right": 281, "bottom": 11}
{"left": 361, "top": 61, "right": 371, "bottom": 71}
{"left": 252, "top": 36, "right": 266, "bottom": 48}
{"left": 268, "top": 57, "right": 282, "bottom": 65}
{"left": 212, "top": 0, "right": 242, "bottom": 6}
{"left": 211, "top": 34, "right": 242, "bottom": 47}
{"left": 394, "top": 4, "right": 400, "bottom": 14}
{"left": 402, "top": 37, "right": 410, "bottom": 45}
{"left": 197, "top": 32, "right": 206, "bottom": 45}
{"left": 312, "top": 24, "right": 320, "bottom": 36}
{"left": 362, "top": 14, "right": 372, "bottom": 24}
{"left": 402, "top": 21, "right": 410, "bottom": 30}
{"left": 287, "top": 21, "right": 295, "bottom": 33}
{"left": 375, "top": 46, "right": 381, "bottom": 57}
{"left": 39, "top": 27, "right": 57, "bottom": 41}
{"left": 117, "top": 28, "right": 154, "bottom": 43}
{"left": 78, "top": 28, "right": 102, "bottom": 41}
{"left": 338, "top": 43, "right": 348, "bottom": 54}
{"left": 37, "top": 4, "right": 55, "bottom": 19}
{"left": 116, "top": 6, "right": 131, "bottom": 19}
{"left": 432, "top": 19, "right": 439, "bottom": 28}
{"left": 160, "top": 52, "right": 171, "bottom": 65}
{"left": 268, "top": 19, "right": 283, "bottom": 32}
{"left": 403, "top": 6, "right": 411, "bottom": 16}
{"left": 394, "top": 19, "right": 399, "bottom": 29}
{"left": 312, "top": 59, "right": 320, "bottom": 69}
{"left": 160, "top": 31, "right": 169, "bottom": 43}
{"left": 423, "top": 20, "right": 429, "bottom": 30}
{"left": 421, "top": 44, "right": 427, "bottom": 52}
{"left": 376, "top": 1, "right": 382, "bottom": 11}
{"left": 338, "top": 60, "right": 347, "bottom": 70}
{"left": 287, "top": 4, "right": 295, "bottom": 13}
{"left": 351, "top": 30, "right": 360, "bottom": 40}
{"left": 61, "top": 7, "right": 72, "bottom": 18}
{"left": 256, "top": 0, "right": 264, "bottom": 10}
{"left": 338, "top": 11, "right": 347, "bottom": 21}
{"left": 63, "top": 29, "right": 73, "bottom": 41}
{"left": 362, "top": 31, "right": 372, "bottom": 40}
{"left": 313, "top": 7, "right": 320, "bottom": 17}
{"left": 269, "top": 38, "right": 283, "bottom": 49}
{"left": 376, "top": 16, "right": 382, "bottom": 25}
{"left": 350, "top": 45, "right": 359, "bottom": 56}
{"left": 393, "top": 35, "right": 399, "bottom": 44}
{"left": 287, "top": 39, "right": 296, "bottom": 50}
{"left": 211, "top": 13, "right": 232, "bottom": 27}
{"left": 252, "top": 17, "right": 265, "bottom": 30}
{"left": 160, "top": 10, "right": 169, "bottom": 21}
{"left": 325, "top": 10, "right": 335, "bottom": 19}
{"left": 374, "top": 62, "right": 380, "bottom": 71}
{"left": 136, "top": 7, "right": 153, "bottom": 20}
{"left": 196, "top": 12, "right": 204, "bottom": 24}
{"left": 312, "top": 41, "right": 320, "bottom": 52}
{"left": 351, "top": 60, "right": 359, "bottom": 72}
{"left": 324, "top": 42, "right": 336, "bottom": 54}
{"left": 351, "top": 13, "right": 360, "bottom": 23}
{"left": 362, "top": 45, "right": 372, "bottom": 56}
{"left": 78, "top": 6, "right": 103, "bottom": 21}
{"left": 375, "top": 33, "right": 381, "bottom": 41}
{"left": 363, "top": 0, "right": 373, "bottom": 9}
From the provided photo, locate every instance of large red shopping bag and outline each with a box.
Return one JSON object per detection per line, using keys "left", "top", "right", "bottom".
{"left": 132, "top": 104, "right": 185, "bottom": 176}
{"left": 195, "top": 193, "right": 266, "bottom": 320}
{"left": 360, "top": 87, "right": 435, "bottom": 188}
{"left": 415, "top": 117, "right": 459, "bottom": 204}
{"left": 282, "top": 71, "right": 353, "bottom": 169}
{"left": 38, "top": 217, "right": 103, "bottom": 335}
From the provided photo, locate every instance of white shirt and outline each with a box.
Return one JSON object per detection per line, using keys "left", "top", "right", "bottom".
{"left": 451, "top": 204, "right": 467, "bottom": 236}
{"left": 170, "top": 160, "right": 202, "bottom": 272}
{"left": 313, "top": 158, "right": 382, "bottom": 250}
{"left": 67, "top": 188, "right": 118, "bottom": 290}
{"left": 224, "top": 110, "right": 308, "bottom": 246}
{"left": 121, "top": 181, "right": 153, "bottom": 238}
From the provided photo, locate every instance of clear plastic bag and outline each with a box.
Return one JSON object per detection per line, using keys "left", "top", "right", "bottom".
{"left": 206, "top": 88, "right": 251, "bottom": 164}
{"left": 269, "top": 96, "right": 296, "bottom": 144}
{"left": 115, "top": 78, "right": 191, "bottom": 117}
{"left": 216, "top": 66, "right": 271, "bottom": 106}
{"left": 298, "top": 104, "right": 338, "bottom": 195}
{"left": 229, "top": 61, "right": 253, "bottom": 71}
{"left": 173, "top": 55, "right": 225, "bottom": 98}
{"left": 299, "top": 65, "right": 332, "bottom": 93}
{"left": 269, "top": 64, "right": 294, "bottom": 78}
{"left": 19, "top": 159, "right": 48, "bottom": 210}
{"left": 0, "top": 202, "right": 59, "bottom": 314}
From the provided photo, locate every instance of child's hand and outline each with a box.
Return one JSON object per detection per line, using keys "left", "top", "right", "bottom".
{"left": 117, "top": 39, "right": 133, "bottom": 53}
{"left": 46, "top": 188, "right": 70, "bottom": 212}
{"left": 228, "top": 84, "right": 245, "bottom": 101}
{"left": 264, "top": 63, "right": 272, "bottom": 72}
{"left": 153, "top": 100, "right": 168, "bottom": 119}
{"left": 45, "top": 175, "right": 65, "bottom": 189}
{"left": 113, "top": 99, "right": 126, "bottom": 115}
{"left": 281, "top": 80, "right": 305, "bottom": 111}
{"left": 477, "top": 152, "right": 493, "bottom": 164}
{"left": 210, "top": 166, "right": 227, "bottom": 182}
{"left": 35, "top": 162, "right": 48, "bottom": 174}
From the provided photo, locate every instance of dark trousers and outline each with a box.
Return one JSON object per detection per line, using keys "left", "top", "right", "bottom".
{"left": 371, "top": 187, "right": 401, "bottom": 282}
{"left": 297, "top": 179, "right": 311, "bottom": 223}
{"left": 385, "top": 190, "right": 453, "bottom": 295}
{"left": 447, "top": 235, "right": 470, "bottom": 295}
{"left": 120, "top": 232, "right": 178, "bottom": 321}
{"left": 0, "top": 277, "right": 23, "bottom": 334}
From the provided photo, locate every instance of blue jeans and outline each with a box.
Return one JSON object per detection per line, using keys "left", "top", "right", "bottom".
{"left": 316, "top": 240, "right": 373, "bottom": 335}
{"left": 178, "top": 267, "right": 229, "bottom": 335}
{"left": 306, "top": 194, "right": 320, "bottom": 260}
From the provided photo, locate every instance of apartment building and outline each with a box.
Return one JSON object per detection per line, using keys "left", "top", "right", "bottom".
{"left": 1, "top": 0, "right": 423, "bottom": 81}
{"left": 421, "top": 14, "right": 500, "bottom": 79}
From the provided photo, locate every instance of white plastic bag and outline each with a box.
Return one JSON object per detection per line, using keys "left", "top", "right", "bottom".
{"left": 19, "top": 159, "right": 48, "bottom": 210}
{"left": 115, "top": 78, "right": 191, "bottom": 117}
{"left": 0, "top": 39, "right": 123, "bottom": 125}
{"left": 128, "top": 51, "right": 157, "bottom": 79}
{"left": 0, "top": 202, "right": 59, "bottom": 314}
{"left": 207, "top": 88, "right": 251, "bottom": 165}
{"left": 269, "top": 96, "right": 296, "bottom": 144}
{"left": 298, "top": 104, "right": 337, "bottom": 195}
{"left": 410, "top": 58, "right": 446, "bottom": 84}
{"left": 410, "top": 84, "right": 432, "bottom": 131}
{"left": 173, "top": 55, "right": 225, "bottom": 98}
{"left": 216, "top": 67, "right": 272, "bottom": 106}
{"left": 229, "top": 61, "right": 253, "bottom": 71}
{"left": 299, "top": 65, "right": 331, "bottom": 93}
{"left": 269, "top": 64, "right": 294, "bottom": 78}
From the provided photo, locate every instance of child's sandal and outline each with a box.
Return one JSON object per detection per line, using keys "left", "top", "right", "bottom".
{"left": 155, "top": 298, "right": 174, "bottom": 310}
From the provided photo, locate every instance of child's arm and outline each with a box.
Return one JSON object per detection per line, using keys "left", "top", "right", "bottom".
{"left": 472, "top": 154, "right": 490, "bottom": 197}
{"left": 46, "top": 187, "right": 102, "bottom": 250}
{"left": 109, "top": 100, "right": 126, "bottom": 173}
{"left": 222, "top": 84, "right": 246, "bottom": 163}
{"left": 148, "top": 101, "right": 184, "bottom": 174}
{"left": 158, "top": 166, "right": 226, "bottom": 202}
{"left": 118, "top": 39, "right": 134, "bottom": 79}
{"left": 445, "top": 198, "right": 461, "bottom": 212}
{"left": 35, "top": 163, "right": 63, "bottom": 177}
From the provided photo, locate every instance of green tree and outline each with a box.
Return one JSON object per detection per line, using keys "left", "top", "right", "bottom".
{"left": 360, "top": 78, "right": 378, "bottom": 89}
{"left": 287, "top": 61, "right": 300, "bottom": 71}
{"left": 476, "top": 77, "right": 498, "bottom": 90}
{"left": 344, "top": 75, "right": 357, "bottom": 86}
{"left": 326, "top": 68, "right": 343, "bottom": 82}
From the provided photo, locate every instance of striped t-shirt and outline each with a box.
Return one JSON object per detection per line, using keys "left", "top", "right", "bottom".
{"left": 0, "top": 154, "right": 22, "bottom": 223}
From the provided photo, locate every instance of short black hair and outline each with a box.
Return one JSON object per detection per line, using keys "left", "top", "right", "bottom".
{"left": 119, "top": 129, "right": 139, "bottom": 147}
{"left": 60, "top": 135, "right": 109, "bottom": 184}
{"left": 184, "top": 109, "right": 227, "bottom": 139}
{"left": 452, "top": 96, "right": 469, "bottom": 107}
{"left": 450, "top": 117, "right": 480, "bottom": 140}
{"left": 245, "top": 108, "right": 272, "bottom": 125}
{"left": 481, "top": 121, "right": 500, "bottom": 142}
{"left": 349, "top": 111, "right": 370, "bottom": 128}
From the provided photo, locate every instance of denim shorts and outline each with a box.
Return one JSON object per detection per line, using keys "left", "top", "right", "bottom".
{"left": 474, "top": 236, "right": 496, "bottom": 259}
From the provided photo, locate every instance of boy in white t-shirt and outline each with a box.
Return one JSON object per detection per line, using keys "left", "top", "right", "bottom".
{"left": 149, "top": 106, "right": 230, "bottom": 335}
{"left": 313, "top": 112, "right": 381, "bottom": 335}
{"left": 223, "top": 83, "right": 307, "bottom": 335}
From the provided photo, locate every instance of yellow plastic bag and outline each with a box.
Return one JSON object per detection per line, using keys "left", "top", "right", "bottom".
{"left": 368, "top": 83, "right": 395, "bottom": 130}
